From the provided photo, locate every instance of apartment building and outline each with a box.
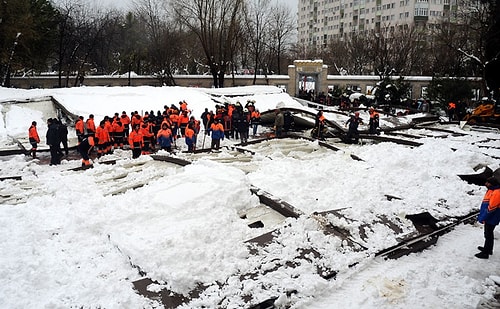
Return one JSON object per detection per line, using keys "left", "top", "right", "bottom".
{"left": 297, "top": 0, "right": 462, "bottom": 48}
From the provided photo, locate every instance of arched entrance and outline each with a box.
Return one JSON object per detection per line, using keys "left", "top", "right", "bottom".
{"left": 288, "top": 60, "right": 329, "bottom": 100}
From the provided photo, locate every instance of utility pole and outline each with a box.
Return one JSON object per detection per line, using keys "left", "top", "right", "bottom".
{"left": 2, "top": 32, "right": 22, "bottom": 87}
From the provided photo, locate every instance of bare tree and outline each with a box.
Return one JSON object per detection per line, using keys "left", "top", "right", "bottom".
{"left": 134, "top": 0, "right": 184, "bottom": 85}
{"left": 172, "top": 0, "right": 244, "bottom": 88}
{"left": 54, "top": 0, "right": 120, "bottom": 87}
{"left": 266, "top": 1, "right": 296, "bottom": 75}
{"left": 327, "top": 33, "right": 372, "bottom": 75}
{"left": 243, "top": 0, "right": 271, "bottom": 84}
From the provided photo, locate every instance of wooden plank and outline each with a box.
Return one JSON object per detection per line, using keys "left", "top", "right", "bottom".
{"left": 151, "top": 154, "right": 191, "bottom": 166}
{"left": 0, "top": 175, "right": 22, "bottom": 181}
{"left": 250, "top": 186, "right": 304, "bottom": 219}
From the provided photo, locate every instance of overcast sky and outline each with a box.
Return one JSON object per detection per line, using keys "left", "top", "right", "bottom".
{"left": 77, "top": 0, "right": 298, "bottom": 13}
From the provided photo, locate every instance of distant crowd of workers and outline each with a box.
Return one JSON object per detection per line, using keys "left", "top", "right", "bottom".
{"left": 29, "top": 100, "right": 262, "bottom": 167}
{"left": 311, "top": 107, "right": 379, "bottom": 143}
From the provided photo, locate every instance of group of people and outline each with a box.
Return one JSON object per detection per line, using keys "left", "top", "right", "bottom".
{"left": 200, "top": 100, "right": 262, "bottom": 147}
{"left": 73, "top": 101, "right": 203, "bottom": 164}
{"left": 30, "top": 99, "right": 264, "bottom": 167}
{"left": 344, "top": 107, "right": 380, "bottom": 143}
{"left": 28, "top": 118, "right": 69, "bottom": 165}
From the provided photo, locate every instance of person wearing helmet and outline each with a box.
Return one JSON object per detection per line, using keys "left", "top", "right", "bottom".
{"left": 345, "top": 111, "right": 363, "bottom": 144}
{"left": 236, "top": 108, "right": 250, "bottom": 145}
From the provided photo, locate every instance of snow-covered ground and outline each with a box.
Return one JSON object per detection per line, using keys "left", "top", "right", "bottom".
{"left": 0, "top": 85, "right": 499, "bottom": 309}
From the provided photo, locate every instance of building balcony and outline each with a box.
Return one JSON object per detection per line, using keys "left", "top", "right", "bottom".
{"left": 414, "top": 16, "right": 429, "bottom": 22}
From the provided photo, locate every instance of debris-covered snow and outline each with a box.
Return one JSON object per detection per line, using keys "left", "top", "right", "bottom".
{"left": 0, "top": 85, "right": 499, "bottom": 308}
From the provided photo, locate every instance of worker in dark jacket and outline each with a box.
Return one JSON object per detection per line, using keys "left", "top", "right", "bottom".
{"left": 368, "top": 107, "right": 380, "bottom": 134}
{"left": 345, "top": 112, "right": 363, "bottom": 144}
{"left": 57, "top": 119, "right": 69, "bottom": 156}
{"left": 78, "top": 135, "right": 94, "bottom": 167}
{"left": 46, "top": 118, "right": 62, "bottom": 165}
{"left": 314, "top": 110, "right": 326, "bottom": 139}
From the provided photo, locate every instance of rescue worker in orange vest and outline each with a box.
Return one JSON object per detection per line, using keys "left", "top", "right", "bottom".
{"left": 209, "top": 118, "right": 225, "bottom": 151}
{"left": 223, "top": 112, "right": 232, "bottom": 139}
{"left": 185, "top": 123, "right": 195, "bottom": 152}
{"left": 131, "top": 113, "right": 142, "bottom": 129}
{"left": 447, "top": 102, "right": 456, "bottom": 121}
{"left": 475, "top": 176, "right": 500, "bottom": 259}
{"left": 227, "top": 104, "right": 235, "bottom": 118}
{"left": 112, "top": 119, "right": 125, "bottom": 149}
{"left": 180, "top": 100, "right": 189, "bottom": 113}
{"left": 314, "top": 110, "right": 326, "bottom": 139}
{"left": 189, "top": 116, "right": 200, "bottom": 149}
{"left": 368, "top": 107, "right": 380, "bottom": 134}
{"left": 178, "top": 111, "right": 190, "bottom": 137}
{"left": 140, "top": 120, "right": 154, "bottom": 154}
{"left": 95, "top": 120, "right": 111, "bottom": 158}
{"left": 75, "top": 116, "right": 85, "bottom": 142}
{"left": 78, "top": 134, "right": 94, "bottom": 167}
{"left": 129, "top": 124, "right": 143, "bottom": 159}
{"left": 120, "top": 111, "right": 131, "bottom": 139}
{"left": 169, "top": 110, "right": 180, "bottom": 139}
{"left": 157, "top": 122, "right": 173, "bottom": 152}
{"left": 104, "top": 116, "right": 113, "bottom": 154}
{"left": 86, "top": 114, "right": 96, "bottom": 138}
{"left": 28, "top": 121, "right": 40, "bottom": 159}
{"left": 251, "top": 109, "right": 261, "bottom": 136}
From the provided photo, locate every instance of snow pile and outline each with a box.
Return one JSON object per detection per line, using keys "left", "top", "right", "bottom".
{"left": 0, "top": 85, "right": 499, "bottom": 308}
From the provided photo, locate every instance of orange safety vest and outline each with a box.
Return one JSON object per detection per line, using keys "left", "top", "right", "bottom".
{"left": 131, "top": 115, "right": 142, "bottom": 127}
{"left": 228, "top": 105, "right": 235, "bottom": 117}
{"left": 112, "top": 122, "right": 124, "bottom": 133}
{"left": 140, "top": 125, "right": 153, "bottom": 138}
{"left": 95, "top": 126, "right": 110, "bottom": 144}
{"left": 210, "top": 122, "right": 224, "bottom": 132}
{"left": 170, "top": 113, "right": 179, "bottom": 125}
{"left": 178, "top": 114, "right": 190, "bottom": 126}
{"left": 75, "top": 119, "right": 85, "bottom": 134}
{"left": 121, "top": 114, "right": 131, "bottom": 126}
{"left": 29, "top": 125, "right": 40, "bottom": 142}
{"left": 128, "top": 130, "right": 143, "bottom": 148}
{"left": 86, "top": 118, "right": 96, "bottom": 133}
{"left": 369, "top": 111, "right": 379, "bottom": 119}
{"left": 104, "top": 120, "right": 113, "bottom": 133}
{"left": 157, "top": 128, "right": 172, "bottom": 139}
{"left": 185, "top": 127, "right": 195, "bottom": 139}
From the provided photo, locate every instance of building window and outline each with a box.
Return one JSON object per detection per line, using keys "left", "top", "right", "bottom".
{"left": 415, "top": 7, "right": 428, "bottom": 16}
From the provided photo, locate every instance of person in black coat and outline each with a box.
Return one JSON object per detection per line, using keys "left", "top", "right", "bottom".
{"left": 283, "top": 110, "right": 294, "bottom": 133}
{"left": 345, "top": 112, "right": 364, "bottom": 144}
{"left": 237, "top": 108, "right": 250, "bottom": 145}
{"left": 56, "top": 119, "right": 69, "bottom": 156}
{"left": 46, "top": 118, "right": 62, "bottom": 165}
